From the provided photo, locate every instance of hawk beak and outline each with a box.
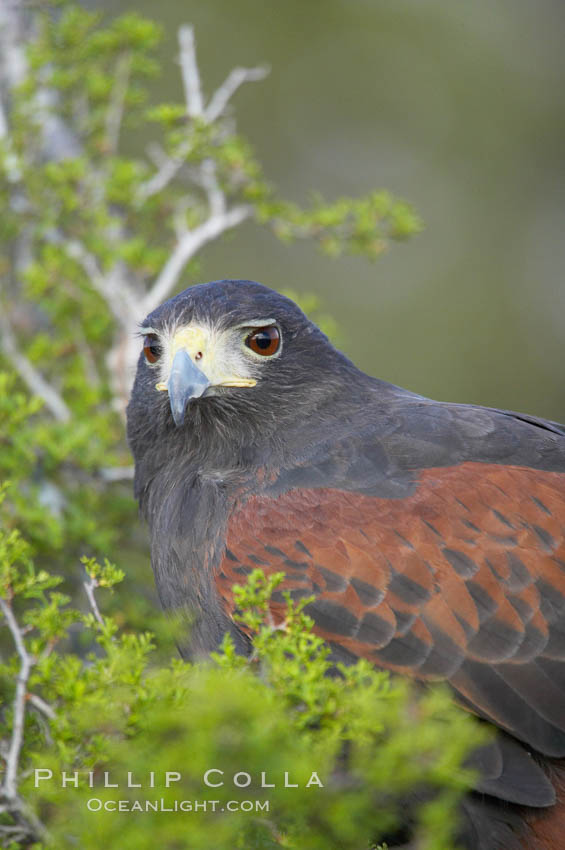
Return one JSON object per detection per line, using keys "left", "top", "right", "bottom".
{"left": 167, "top": 349, "right": 211, "bottom": 426}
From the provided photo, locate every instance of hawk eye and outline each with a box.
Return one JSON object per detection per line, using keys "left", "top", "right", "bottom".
{"left": 245, "top": 326, "right": 280, "bottom": 357}
{"left": 143, "top": 334, "right": 162, "bottom": 364}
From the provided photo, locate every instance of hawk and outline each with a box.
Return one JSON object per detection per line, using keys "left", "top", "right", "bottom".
{"left": 127, "top": 279, "right": 565, "bottom": 849}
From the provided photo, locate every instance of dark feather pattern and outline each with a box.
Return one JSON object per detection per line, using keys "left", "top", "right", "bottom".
{"left": 127, "top": 280, "right": 565, "bottom": 849}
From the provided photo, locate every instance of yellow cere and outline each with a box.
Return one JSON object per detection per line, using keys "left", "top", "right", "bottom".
{"left": 154, "top": 324, "right": 258, "bottom": 392}
{"left": 171, "top": 326, "right": 209, "bottom": 359}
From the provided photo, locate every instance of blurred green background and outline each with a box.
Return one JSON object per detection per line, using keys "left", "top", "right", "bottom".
{"left": 95, "top": 0, "right": 565, "bottom": 421}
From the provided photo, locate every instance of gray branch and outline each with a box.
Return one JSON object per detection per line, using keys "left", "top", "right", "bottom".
{"left": 0, "top": 313, "right": 71, "bottom": 422}
{"left": 142, "top": 204, "right": 251, "bottom": 315}
{"left": 105, "top": 51, "right": 132, "bottom": 155}
{"left": 83, "top": 575, "right": 105, "bottom": 628}
{"left": 141, "top": 25, "right": 263, "bottom": 315}
{"left": 60, "top": 239, "right": 138, "bottom": 330}
{"left": 0, "top": 597, "right": 33, "bottom": 802}
{"left": 137, "top": 140, "right": 193, "bottom": 202}
{"left": 2, "top": 13, "right": 266, "bottom": 412}
{"left": 205, "top": 65, "right": 269, "bottom": 123}
{"left": 27, "top": 693, "right": 55, "bottom": 721}
{"left": 178, "top": 25, "right": 204, "bottom": 118}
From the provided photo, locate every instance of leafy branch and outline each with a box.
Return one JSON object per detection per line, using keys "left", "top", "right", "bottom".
{"left": 0, "top": 0, "right": 421, "bottom": 420}
{"left": 0, "top": 535, "right": 480, "bottom": 850}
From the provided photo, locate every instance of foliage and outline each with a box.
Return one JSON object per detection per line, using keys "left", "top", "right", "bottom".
{"left": 0, "top": 4, "right": 474, "bottom": 850}
{"left": 0, "top": 1, "right": 421, "bottom": 414}
{"left": 0, "top": 0, "right": 421, "bottom": 610}
{"left": 1, "top": 526, "right": 482, "bottom": 849}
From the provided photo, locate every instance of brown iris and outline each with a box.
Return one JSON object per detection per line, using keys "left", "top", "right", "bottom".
{"left": 245, "top": 326, "right": 280, "bottom": 356}
{"left": 143, "top": 334, "right": 162, "bottom": 364}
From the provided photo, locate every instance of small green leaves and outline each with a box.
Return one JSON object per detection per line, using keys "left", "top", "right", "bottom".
{"left": 145, "top": 103, "right": 187, "bottom": 127}
{"left": 230, "top": 568, "right": 286, "bottom": 631}
{"left": 257, "top": 190, "right": 423, "bottom": 260}
{"left": 0, "top": 5, "right": 427, "bottom": 847}
{"left": 0, "top": 527, "right": 35, "bottom": 599}
{"left": 0, "top": 556, "right": 481, "bottom": 850}
{"left": 80, "top": 556, "right": 124, "bottom": 590}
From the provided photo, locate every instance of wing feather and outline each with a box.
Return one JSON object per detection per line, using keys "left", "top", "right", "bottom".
{"left": 216, "top": 461, "right": 565, "bottom": 758}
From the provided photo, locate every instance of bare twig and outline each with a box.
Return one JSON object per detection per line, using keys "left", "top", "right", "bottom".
{"left": 60, "top": 239, "right": 138, "bottom": 328}
{"left": 105, "top": 51, "right": 132, "bottom": 155}
{"left": 83, "top": 574, "right": 105, "bottom": 627}
{"left": 136, "top": 24, "right": 268, "bottom": 327}
{"left": 178, "top": 24, "right": 268, "bottom": 124}
{"left": 0, "top": 594, "right": 51, "bottom": 846}
{"left": 145, "top": 141, "right": 170, "bottom": 169}
{"left": 137, "top": 140, "right": 192, "bottom": 202}
{"left": 178, "top": 25, "right": 204, "bottom": 118}
{"left": 205, "top": 65, "right": 269, "bottom": 123}
{"left": 0, "top": 313, "right": 71, "bottom": 422}
{"left": 0, "top": 597, "right": 33, "bottom": 802}
{"left": 65, "top": 241, "right": 115, "bottom": 308}
{"left": 27, "top": 693, "right": 55, "bottom": 721}
{"left": 142, "top": 204, "right": 251, "bottom": 315}
{"left": 0, "top": 824, "right": 36, "bottom": 843}
{"left": 0, "top": 798, "right": 49, "bottom": 844}
{"left": 200, "top": 158, "right": 225, "bottom": 217}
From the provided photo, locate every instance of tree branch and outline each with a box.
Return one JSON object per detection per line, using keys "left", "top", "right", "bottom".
{"left": 0, "top": 314, "right": 71, "bottom": 422}
{"left": 83, "top": 574, "right": 105, "bottom": 628}
{"left": 137, "top": 140, "right": 192, "bottom": 202}
{"left": 142, "top": 204, "right": 251, "bottom": 315}
{"left": 205, "top": 65, "right": 269, "bottom": 123}
{"left": 60, "top": 239, "right": 138, "bottom": 328}
{"left": 27, "top": 693, "right": 55, "bottom": 721}
{"left": 104, "top": 51, "right": 132, "bottom": 155}
{"left": 139, "top": 25, "right": 267, "bottom": 318}
{"left": 200, "top": 157, "right": 225, "bottom": 217}
{"left": 178, "top": 25, "right": 204, "bottom": 118}
{"left": 0, "top": 597, "right": 33, "bottom": 802}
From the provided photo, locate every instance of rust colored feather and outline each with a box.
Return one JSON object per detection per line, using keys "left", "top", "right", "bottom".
{"left": 216, "top": 461, "right": 565, "bottom": 757}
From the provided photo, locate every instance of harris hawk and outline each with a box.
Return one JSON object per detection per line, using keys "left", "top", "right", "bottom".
{"left": 126, "top": 279, "right": 565, "bottom": 850}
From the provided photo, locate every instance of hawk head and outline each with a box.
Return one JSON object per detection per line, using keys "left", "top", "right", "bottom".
{"left": 126, "top": 279, "right": 361, "bottom": 502}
